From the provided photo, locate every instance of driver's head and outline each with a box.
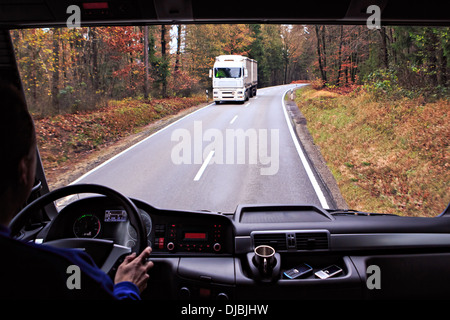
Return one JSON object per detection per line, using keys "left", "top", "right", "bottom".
{"left": 0, "top": 81, "right": 36, "bottom": 226}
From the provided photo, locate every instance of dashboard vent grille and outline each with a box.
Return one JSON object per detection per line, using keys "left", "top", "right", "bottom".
{"left": 296, "top": 232, "right": 329, "bottom": 250}
{"left": 253, "top": 233, "right": 287, "bottom": 251}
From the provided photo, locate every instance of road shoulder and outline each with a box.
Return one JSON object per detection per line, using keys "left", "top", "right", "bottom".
{"left": 48, "top": 102, "right": 212, "bottom": 189}
{"left": 284, "top": 88, "right": 348, "bottom": 210}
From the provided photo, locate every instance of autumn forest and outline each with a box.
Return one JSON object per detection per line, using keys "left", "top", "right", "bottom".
{"left": 9, "top": 24, "right": 449, "bottom": 216}
{"left": 11, "top": 24, "right": 450, "bottom": 117}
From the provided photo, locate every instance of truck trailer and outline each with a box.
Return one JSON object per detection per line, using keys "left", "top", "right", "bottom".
{"left": 210, "top": 55, "right": 258, "bottom": 104}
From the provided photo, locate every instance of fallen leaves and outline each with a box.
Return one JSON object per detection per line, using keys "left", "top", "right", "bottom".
{"left": 34, "top": 95, "right": 204, "bottom": 177}
{"left": 296, "top": 86, "right": 449, "bottom": 217}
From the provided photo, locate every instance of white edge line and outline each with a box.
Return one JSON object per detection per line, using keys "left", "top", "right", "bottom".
{"left": 230, "top": 115, "right": 238, "bottom": 124}
{"left": 193, "top": 150, "right": 215, "bottom": 181}
{"left": 70, "top": 102, "right": 215, "bottom": 185}
{"left": 281, "top": 86, "right": 330, "bottom": 209}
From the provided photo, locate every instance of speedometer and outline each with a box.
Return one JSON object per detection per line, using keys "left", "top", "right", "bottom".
{"left": 127, "top": 211, "right": 152, "bottom": 247}
{"left": 73, "top": 214, "right": 101, "bottom": 238}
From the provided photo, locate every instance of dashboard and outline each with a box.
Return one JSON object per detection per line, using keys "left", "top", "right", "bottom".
{"left": 42, "top": 196, "right": 450, "bottom": 300}
{"left": 45, "top": 197, "right": 233, "bottom": 257}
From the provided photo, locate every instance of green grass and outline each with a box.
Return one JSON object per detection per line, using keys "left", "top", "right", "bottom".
{"left": 295, "top": 85, "right": 449, "bottom": 217}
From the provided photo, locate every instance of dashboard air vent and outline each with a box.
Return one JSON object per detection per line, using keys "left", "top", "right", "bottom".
{"left": 296, "top": 232, "right": 329, "bottom": 250}
{"left": 253, "top": 233, "right": 287, "bottom": 250}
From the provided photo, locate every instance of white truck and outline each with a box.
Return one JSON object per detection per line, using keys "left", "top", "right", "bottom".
{"left": 209, "top": 55, "right": 257, "bottom": 104}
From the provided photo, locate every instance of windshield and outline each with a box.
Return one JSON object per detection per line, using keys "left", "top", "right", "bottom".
{"left": 11, "top": 24, "right": 449, "bottom": 217}
{"left": 215, "top": 67, "right": 242, "bottom": 78}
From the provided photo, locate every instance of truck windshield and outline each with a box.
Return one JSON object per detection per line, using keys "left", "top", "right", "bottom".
{"left": 215, "top": 67, "right": 241, "bottom": 78}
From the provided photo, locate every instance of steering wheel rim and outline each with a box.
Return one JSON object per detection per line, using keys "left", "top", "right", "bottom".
{"left": 9, "top": 184, "right": 148, "bottom": 271}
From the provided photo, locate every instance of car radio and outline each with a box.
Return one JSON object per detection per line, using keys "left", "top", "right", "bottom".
{"left": 153, "top": 223, "right": 224, "bottom": 253}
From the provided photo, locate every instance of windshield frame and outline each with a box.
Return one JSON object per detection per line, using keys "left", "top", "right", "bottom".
{"left": 9, "top": 22, "right": 450, "bottom": 217}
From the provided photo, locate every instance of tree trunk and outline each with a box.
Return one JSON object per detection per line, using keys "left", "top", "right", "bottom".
{"left": 426, "top": 28, "right": 439, "bottom": 87}
{"left": 438, "top": 46, "right": 447, "bottom": 86}
{"left": 174, "top": 24, "right": 182, "bottom": 72}
{"left": 336, "top": 25, "right": 343, "bottom": 86}
{"left": 90, "top": 28, "right": 99, "bottom": 91}
{"left": 284, "top": 56, "right": 288, "bottom": 85}
{"left": 51, "top": 28, "right": 60, "bottom": 115}
{"left": 378, "top": 27, "right": 389, "bottom": 69}
{"left": 314, "top": 25, "right": 327, "bottom": 85}
{"left": 321, "top": 26, "right": 327, "bottom": 80}
{"left": 143, "top": 25, "right": 149, "bottom": 99}
{"left": 161, "top": 25, "right": 167, "bottom": 98}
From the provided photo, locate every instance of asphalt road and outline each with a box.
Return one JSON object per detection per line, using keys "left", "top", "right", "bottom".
{"left": 71, "top": 84, "right": 330, "bottom": 213}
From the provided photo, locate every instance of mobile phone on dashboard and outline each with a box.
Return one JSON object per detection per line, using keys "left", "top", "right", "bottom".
{"left": 283, "top": 263, "right": 313, "bottom": 279}
{"left": 314, "top": 264, "right": 343, "bottom": 279}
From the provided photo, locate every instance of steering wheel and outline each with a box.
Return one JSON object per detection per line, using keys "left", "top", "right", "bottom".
{"left": 9, "top": 184, "right": 148, "bottom": 273}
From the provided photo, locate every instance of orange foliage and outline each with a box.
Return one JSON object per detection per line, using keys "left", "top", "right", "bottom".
{"left": 35, "top": 96, "right": 204, "bottom": 174}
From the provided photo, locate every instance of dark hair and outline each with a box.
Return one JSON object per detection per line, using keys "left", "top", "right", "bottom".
{"left": 0, "top": 82, "right": 36, "bottom": 195}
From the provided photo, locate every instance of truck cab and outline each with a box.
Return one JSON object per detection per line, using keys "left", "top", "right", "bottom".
{"left": 210, "top": 55, "right": 257, "bottom": 104}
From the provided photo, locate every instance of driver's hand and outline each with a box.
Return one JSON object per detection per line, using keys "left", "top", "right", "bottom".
{"left": 114, "top": 246, "right": 154, "bottom": 292}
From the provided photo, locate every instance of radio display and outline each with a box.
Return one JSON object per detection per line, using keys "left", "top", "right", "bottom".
{"left": 184, "top": 232, "right": 207, "bottom": 240}
{"left": 104, "top": 210, "right": 127, "bottom": 222}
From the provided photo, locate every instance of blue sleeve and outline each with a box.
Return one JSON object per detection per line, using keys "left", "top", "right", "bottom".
{"left": 25, "top": 240, "right": 142, "bottom": 300}
{"left": 63, "top": 249, "right": 142, "bottom": 300}
{"left": 114, "top": 281, "right": 141, "bottom": 300}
